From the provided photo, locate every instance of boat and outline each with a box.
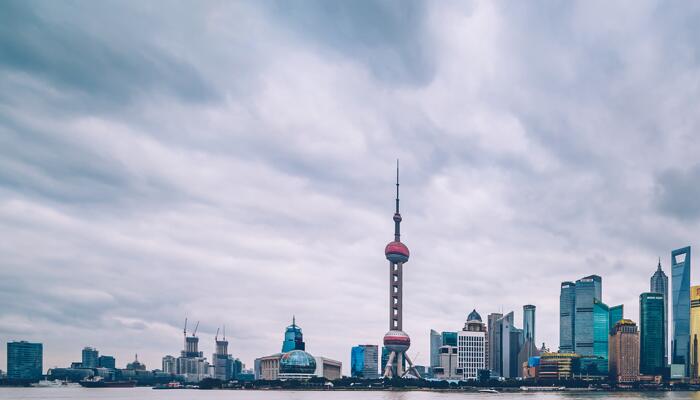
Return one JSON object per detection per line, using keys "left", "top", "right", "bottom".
{"left": 478, "top": 389, "right": 499, "bottom": 393}
{"left": 79, "top": 377, "right": 136, "bottom": 388}
{"left": 153, "top": 381, "right": 184, "bottom": 390}
{"left": 32, "top": 379, "right": 63, "bottom": 388}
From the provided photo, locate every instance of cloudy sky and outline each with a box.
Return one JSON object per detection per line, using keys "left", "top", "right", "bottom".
{"left": 1, "top": 0, "right": 699, "bottom": 374}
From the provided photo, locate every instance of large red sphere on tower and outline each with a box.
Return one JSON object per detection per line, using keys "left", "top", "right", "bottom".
{"left": 385, "top": 241, "right": 409, "bottom": 264}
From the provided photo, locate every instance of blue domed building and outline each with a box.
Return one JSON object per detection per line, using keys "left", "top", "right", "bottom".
{"left": 278, "top": 350, "right": 317, "bottom": 379}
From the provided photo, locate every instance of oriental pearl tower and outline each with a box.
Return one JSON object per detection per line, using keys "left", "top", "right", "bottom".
{"left": 382, "top": 160, "right": 421, "bottom": 379}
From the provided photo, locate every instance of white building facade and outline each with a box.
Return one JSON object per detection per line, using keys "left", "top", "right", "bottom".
{"left": 458, "top": 310, "right": 487, "bottom": 380}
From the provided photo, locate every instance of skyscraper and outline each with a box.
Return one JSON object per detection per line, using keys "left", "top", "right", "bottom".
{"left": 574, "top": 275, "right": 602, "bottom": 356}
{"left": 609, "top": 305, "right": 624, "bottom": 331}
{"left": 487, "top": 313, "right": 503, "bottom": 371}
{"left": 430, "top": 330, "right": 442, "bottom": 370}
{"left": 458, "top": 310, "right": 486, "bottom": 380}
{"left": 672, "top": 246, "right": 691, "bottom": 376}
{"left": 559, "top": 282, "right": 576, "bottom": 352}
{"left": 650, "top": 258, "right": 669, "bottom": 364}
{"left": 442, "top": 332, "right": 458, "bottom": 347}
{"left": 523, "top": 305, "right": 536, "bottom": 342}
{"left": 593, "top": 300, "right": 610, "bottom": 371}
{"left": 608, "top": 320, "right": 640, "bottom": 383}
{"left": 350, "top": 345, "right": 379, "bottom": 379}
{"left": 640, "top": 292, "right": 665, "bottom": 375}
{"left": 492, "top": 311, "right": 522, "bottom": 378}
{"left": 282, "top": 317, "right": 305, "bottom": 352}
{"left": 81, "top": 347, "right": 98, "bottom": 369}
{"left": 691, "top": 286, "right": 700, "bottom": 379}
{"left": 97, "top": 355, "right": 115, "bottom": 369}
{"left": 7, "top": 341, "right": 42, "bottom": 381}
{"left": 381, "top": 162, "right": 419, "bottom": 378}
{"left": 213, "top": 327, "right": 234, "bottom": 380}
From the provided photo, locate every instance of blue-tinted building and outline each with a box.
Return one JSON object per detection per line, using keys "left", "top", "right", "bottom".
{"left": 672, "top": 246, "right": 691, "bottom": 376}
{"left": 609, "top": 305, "right": 624, "bottom": 332}
{"left": 640, "top": 292, "right": 665, "bottom": 375}
{"left": 282, "top": 317, "right": 305, "bottom": 352}
{"left": 81, "top": 347, "right": 98, "bottom": 369}
{"left": 523, "top": 305, "right": 536, "bottom": 342}
{"left": 574, "top": 275, "right": 602, "bottom": 356}
{"left": 559, "top": 282, "right": 576, "bottom": 352}
{"left": 7, "top": 341, "right": 42, "bottom": 381}
{"left": 592, "top": 300, "right": 609, "bottom": 373}
{"left": 651, "top": 258, "right": 669, "bottom": 365}
{"left": 97, "top": 355, "right": 115, "bottom": 369}
{"left": 442, "top": 331, "right": 458, "bottom": 347}
{"left": 351, "top": 345, "right": 378, "bottom": 379}
{"left": 430, "top": 330, "right": 441, "bottom": 369}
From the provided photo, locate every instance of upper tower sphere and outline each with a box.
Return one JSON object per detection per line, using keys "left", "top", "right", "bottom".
{"left": 385, "top": 241, "right": 409, "bottom": 264}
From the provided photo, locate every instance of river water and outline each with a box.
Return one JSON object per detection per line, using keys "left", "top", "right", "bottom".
{"left": 1, "top": 387, "right": 700, "bottom": 400}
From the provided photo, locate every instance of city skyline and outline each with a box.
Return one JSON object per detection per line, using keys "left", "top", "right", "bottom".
{"left": 2, "top": 0, "right": 700, "bottom": 377}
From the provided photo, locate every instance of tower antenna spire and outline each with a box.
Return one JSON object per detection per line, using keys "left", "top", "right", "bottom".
{"left": 393, "top": 159, "right": 402, "bottom": 242}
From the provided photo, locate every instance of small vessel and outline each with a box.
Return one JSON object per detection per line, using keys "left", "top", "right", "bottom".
{"left": 478, "top": 389, "right": 499, "bottom": 394}
{"left": 79, "top": 377, "right": 136, "bottom": 388}
{"left": 32, "top": 379, "right": 63, "bottom": 388}
{"left": 153, "top": 381, "right": 184, "bottom": 389}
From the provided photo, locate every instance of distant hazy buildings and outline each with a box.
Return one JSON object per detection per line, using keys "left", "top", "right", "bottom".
{"left": 81, "top": 347, "right": 98, "bottom": 369}
{"left": 671, "top": 246, "right": 691, "bottom": 376}
{"left": 7, "top": 341, "right": 42, "bottom": 381}
{"left": 162, "top": 355, "right": 177, "bottom": 374}
{"left": 640, "top": 292, "right": 666, "bottom": 376}
{"left": 97, "top": 355, "right": 115, "bottom": 370}
{"left": 458, "top": 310, "right": 486, "bottom": 380}
{"left": 650, "top": 258, "right": 669, "bottom": 364}
{"left": 608, "top": 320, "right": 640, "bottom": 383}
{"left": 212, "top": 329, "right": 236, "bottom": 381}
{"left": 350, "top": 345, "right": 379, "bottom": 379}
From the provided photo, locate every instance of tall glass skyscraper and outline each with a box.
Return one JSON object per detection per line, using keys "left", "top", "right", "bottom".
{"left": 574, "top": 275, "right": 602, "bottom": 356}
{"left": 672, "top": 246, "right": 691, "bottom": 376}
{"left": 690, "top": 286, "right": 700, "bottom": 379}
{"left": 592, "top": 300, "right": 610, "bottom": 365}
{"left": 281, "top": 317, "right": 305, "bottom": 352}
{"left": 351, "top": 345, "right": 379, "bottom": 379}
{"left": 640, "top": 292, "right": 666, "bottom": 375}
{"left": 559, "top": 282, "right": 576, "bottom": 352}
{"left": 523, "top": 305, "right": 536, "bottom": 342}
{"left": 609, "top": 305, "right": 624, "bottom": 332}
{"left": 81, "top": 347, "right": 98, "bottom": 369}
{"left": 651, "top": 258, "right": 669, "bottom": 364}
{"left": 442, "top": 332, "right": 458, "bottom": 347}
{"left": 429, "top": 330, "right": 441, "bottom": 369}
{"left": 7, "top": 341, "right": 42, "bottom": 381}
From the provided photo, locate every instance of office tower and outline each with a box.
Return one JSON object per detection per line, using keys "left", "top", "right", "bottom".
{"left": 691, "top": 286, "right": 700, "bottom": 378}
{"left": 162, "top": 355, "right": 177, "bottom": 374}
{"left": 608, "top": 320, "right": 640, "bottom": 383}
{"left": 574, "top": 275, "right": 602, "bottom": 356}
{"left": 430, "top": 330, "right": 442, "bottom": 369}
{"left": 538, "top": 353, "right": 581, "bottom": 380}
{"left": 81, "top": 347, "right": 98, "bottom": 369}
{"left": 458, "top": 310, "right": 486, "bottom": 380}
{"left": 177, "top": 319, "right": 209, "bottom": 382}
{"left": 609, "top": 305, "right": 624, "bottom": 331}
{"left": 640, "top": 292, "right": 665, "bottom": 375}
{"left": 433, "top": 345, "right": 460, "bottom": 380}
{"left": 282, "top": 317, "right": 305, "bottom": 352}
{"left": 213, "top": 327, "right": 234, "bottom": 380}
{"left": 126, "top": 354, "right": 146, "bottom": 370}
{"left": 487, "top": 313, "right": 503, "bottom": 371}
{"left": 672, "top": 246, "right": 691, "bottom": 376}
{"left": 559, "top": 282, "right": 576, "bottom": 352}
{"left": 381, "top": 162, "right": 420, "bottom": 378}
{"left": 492, "top": 311, "right": 522, "bottom": 378}
{"left": 593, "top": 300, "right": 610, "bottom": 370}
{"left": 350, "top": 345, "right": 379, "bottom": 379}
{"left": 442, "top": 332, "right": 458, "bottom": 347}
{"left": 650, "top": 258, "right": 669, "bottom": 364}
{"left": 7, "top": 341, "right": 42, "bottom": 381}
{"left": 523, "top": 305, "right": 536, "bottom": 342}
{"left": 97, "top": 355, "right": 115, "bottom": 369}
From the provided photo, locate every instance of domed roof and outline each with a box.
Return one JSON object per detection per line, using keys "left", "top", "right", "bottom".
{"left": 279, "top": 350, "right": 316, "bottom": 375}
{"left": 467, "top": 309, "right": 482, "bottom": 322}
{"left": 385, "top": 241, "right": 410, "bottom": 263}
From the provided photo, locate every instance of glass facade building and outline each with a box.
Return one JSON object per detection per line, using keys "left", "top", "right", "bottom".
{"left": 523, "top": 305, "right": 536, "bottom": 342}
{"left": 81, "top": 347, "right": 98, "bottom": 369}
{"left": 430, "top": 330, "right": 442, "bottom": 369}
{"left": 592, "top": 300, "right": 609, "bottom": 373}
{"left": 282, "top": 317, "right": 305, "bottom": 353}
{"left": 559, "top": 282, "right": 576, "bottom": 352}
{"left": 574, "top": 275, "right": 602, "bottom": 356}
{"left": 650, "top": 259, "right": 669, "bottom": 365}
{"left": 672, "top": 246, "right": 691, "bottom": 375}
{"left": 609, "top": 305, "right": 624, "bottom": 332}
{"left": 350, "top": 345, "right": 378, "bottom": 379}
{"left": 442, "top": 331, "right": 458, "bottom": 347}
{"left": 7, "top": 341, "right": 42, "bottom": 381}
{"left": 640, "top": 292, "right": 666, "bottom": 375}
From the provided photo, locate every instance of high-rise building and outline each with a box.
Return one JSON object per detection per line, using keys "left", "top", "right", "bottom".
{"left": 593, "top": 300, "right": 610, "bottom": 373}
{"left": 7, "top": 341, "right": 42, "bottom": 381}
{"left": 574, "top": 275, "right": 602, "bottom": 356}
{"left": 491, "top": 311, "right": 522, "bottom": 378}
{"left": 672, "top": 246, "right": 691, "bottom": 376}
{"left": 177, "top": 319, "right": 209, "bottom": 382}
{"left": 433, "top": 345, "right": 460, "bottom": 380}
{"left": 691, "top": 286, "right": 700, "bottom": 379}
{"left": 282, "top": 317, "right": 305, "bottom": 352}
{"left": 458, "top": 310, "right": 486, "bottom": 380}
{"left": 442, "top": 332, "right": 458, "bottom": 347}
{"left": 162, "top": 355, "right": 177, "bottom": 374}
{"left": 608, "top": 320, "right": 640, "bottom": 383}
{"left": 381, "top": 162, "right": 420, "bottom": 378}
{"left": 559, "top": 281, "right": 576, "bottom": 352}
{"left": 640, "top": 292, "right": 665, "bottom": 376}
{"left": 350, "top": 345, "right": 379, "bottom": 379}
{"left": 97, "top": 355, "right": 115, "bottom": 369}
{"left": 487, "top": 313, "right": 503, "bottom": 372}
{"left": 81, "top": 347, "right": 98, "bottom": 369}
{"left": 650, "top": 258, "right": 669, "bottom": 364}
{"left": 523, "top": 305, "right": 536, "bottom": 342}
{"left": 213, "top": 327, "right": 235, "bottom": 381}
{"left": 609, "top": 305, "right": 624, "bottom": 331}
{"left": 430, "top": 330, "right": 442, "bottom": 369}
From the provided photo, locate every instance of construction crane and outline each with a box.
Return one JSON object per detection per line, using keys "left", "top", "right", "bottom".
{"left": 183, "top": 318, "right": 188, "bottom": 338}
{"left": 192, "top": 321, "right": 200, "bottom": 337}
{"left": 215, "top": 327, "right": 220, "bottom": 342}
{"left": 223, "top": 325, "right": 226, "bottom": 341}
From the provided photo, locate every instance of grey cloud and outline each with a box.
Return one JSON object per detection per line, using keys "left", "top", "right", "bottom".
{"left": 654, "top": 164, "right": 700, "bottom": 221}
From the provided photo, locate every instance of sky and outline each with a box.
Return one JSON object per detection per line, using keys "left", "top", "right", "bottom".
{"left": 1, "top": 0, "right": 700, "bottom": 375}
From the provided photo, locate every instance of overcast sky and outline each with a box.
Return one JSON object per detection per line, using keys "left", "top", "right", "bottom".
{"left": 1, "top": 0, "right": 699, "bottom": 375}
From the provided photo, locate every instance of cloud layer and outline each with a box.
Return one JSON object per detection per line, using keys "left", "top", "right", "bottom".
{"left": 1, "top": 0, "right": 699, "bottom": 373}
